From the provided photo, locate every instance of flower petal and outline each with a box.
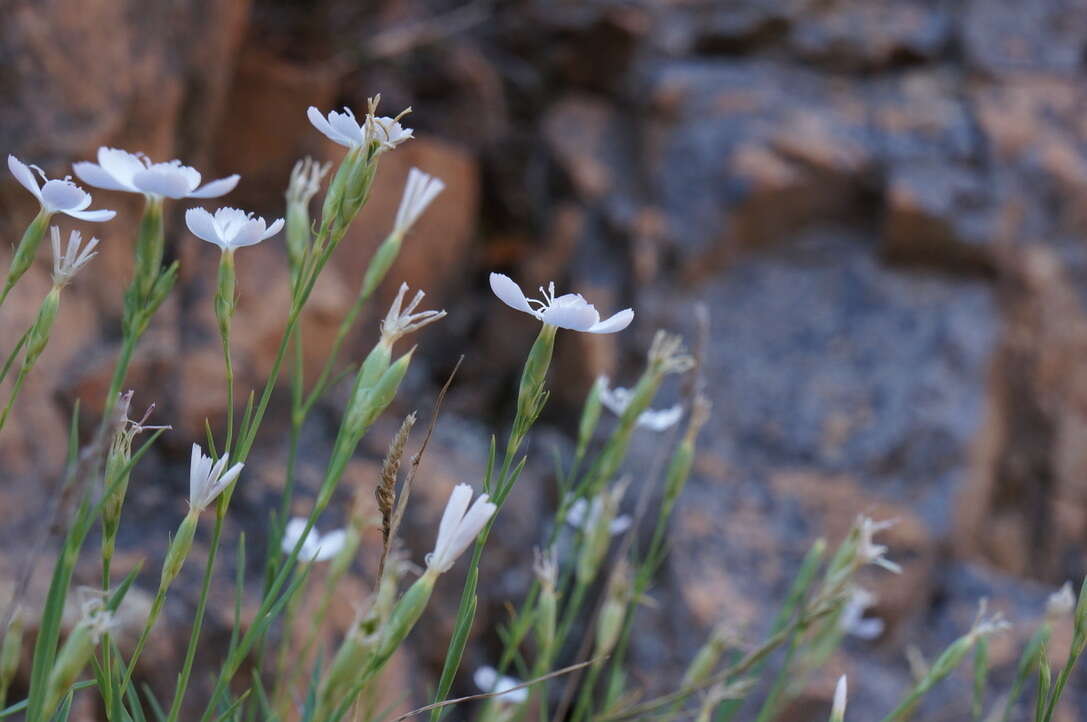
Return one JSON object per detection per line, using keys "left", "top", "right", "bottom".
{"left": 189, "top": 174, "right": 240, "bottom": 199}
{"left": 328, "top": 109, "right": 365, "bottom": 146}
{"left": 489, "top": 273, "right": 533, "bottom": 314}
{"left": 540, "top": 302, "right": 599, "bottom": 331}
{"left": 312, "top": 529, "right": 348, "bottom": 561}
{"left": 64, "top": 208, "right": 117, "bottom": 222}
{"left": 185, "top": 208, "right": 224, "bottom": 247}
{"left": 133, "top": 167, "right": 195, "bottom": 198}
{"left": 433, "top": 483, "right": 473, "bottom": 565}
{"left": 308, "top": 106, "right": 356, "bottom": 147}
{"left": 73, "top": 161, "right": 131, "bottom": 192}
{"left": 8, "top": 155, "right": 42, "bottom": 200}
{"left": 586, "top": 308, "right": 634, "bottom": 334}
{"left": 96, "top": 148, "right": 146, "bottom": 189}
{"left": 259, "top": 217, "right": 285, "bottom": 241}
{"left": 40, "top": 180, "right": 88, "bottom": 212}
{"left": 229, "top": 219, "right": 268, "bottom": 248}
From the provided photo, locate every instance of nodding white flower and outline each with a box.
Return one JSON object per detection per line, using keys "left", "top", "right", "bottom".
{"left": 489, "top": 273, "right": 634, "bottom": 334}
{"left": 597, "top": 376, "right": 684, "bottom": 431}
{"left": 839, "top": 587, "right": 884, "bottom": 640}
{"left": 856, "top": 516, "right": 901, "bottom": 574}
{"left": 565, "top": 497, "right": 631, "bottom": 536}
{"left": 473, "top": 666, "right": 527, "bottom": 704}
{"left": 50, "top": 227, "right": 100, "bottom": 286}
{"left": 185, "top": 207, "right": 284, "bottom": 252}
{"left": 188, "top": 444, "right": 244, "bottom": 512}
{"left": 281, "top": 518, "right": 348, "bottom": 562}
{"left": 831, "top": 675, "right": 847, "bottom": 721}
{"left": 8, "top": 155, "right": 116, "bottom": 222}
{"left": 76, "top": 587, "right": 118, "bottom": 644}
{"left": 379, "top": 282, "right": 447, "bottom": 347}
{"left": 286, "top": 157, "right": 331, "bottom": 206}
{"left": 307, "top": 96, "right": 413, "bottom": 152}
{"left": 425, "top": 484, "right": 496, "bottom": 573}
{"left": 73, "top": 147, "right": 239, "bottom": 200}
{"left": 393, "top": 168, "right": 445, "bottom": 235}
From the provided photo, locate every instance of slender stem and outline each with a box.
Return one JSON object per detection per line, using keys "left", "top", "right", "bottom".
{"left": 164, "top": 513, "right": 225, "bottom": 722}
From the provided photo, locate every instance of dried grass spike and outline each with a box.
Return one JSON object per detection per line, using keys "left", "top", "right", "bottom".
{"left": 378, "top": 412, "right": 416, "bottom": 549}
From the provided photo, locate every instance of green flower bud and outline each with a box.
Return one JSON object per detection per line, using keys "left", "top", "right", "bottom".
{"left": 133, "top": 197, "right": 164, "bottom": 303}
{"left": 2, "top": 208, "right": 51, "bottom": 302}
{"left": 160, "top": 512, "right": 199, "bottom": 591}
{"left": 214, "top": 250, "right": 236, "bottom": 341}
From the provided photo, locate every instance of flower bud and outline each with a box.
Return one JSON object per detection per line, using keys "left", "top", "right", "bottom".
{"left": 160, "top": 512, "right": 199, "bottom": 590}
{"left": 2, "top": 208, "right": 51, "bottom": 301}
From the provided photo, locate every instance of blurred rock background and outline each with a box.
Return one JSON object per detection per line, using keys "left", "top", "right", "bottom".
{"left": 3, "top": 0, "right": 1087, "bottom": 719}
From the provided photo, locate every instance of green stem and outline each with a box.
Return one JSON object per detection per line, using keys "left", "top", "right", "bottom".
{"left": 164, "top": 511, "right": 225, "bottom": 722}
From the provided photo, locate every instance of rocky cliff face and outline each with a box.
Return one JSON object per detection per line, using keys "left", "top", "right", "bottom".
{"left": 3, "top": 0, "right": 1087, "bottom": 718}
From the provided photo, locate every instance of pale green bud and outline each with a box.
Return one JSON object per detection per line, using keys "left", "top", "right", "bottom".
{"left": 2, "top": 208, "right": 51, "bottom": 301}
{"left": 575, "top": 377, "right": 605, "bottom": 464}
{"left": 160, "top": 512, "right": 198, "bottom": 591}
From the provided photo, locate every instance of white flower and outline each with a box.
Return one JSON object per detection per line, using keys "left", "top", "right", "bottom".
{"left": 307, "top": 97, "right": 413, "bottom": 152}
{"left": 489, "top": 273, "right": 634, "bottom": 334}
{"left": 281, "top": 518, "right": 348, "bottom": 562}
{"left": 286, "top": 157, "right": 331, "bottom": 206}
{"left": 50, "top": 227, "right": 100, "bottom": 286}
{"left": 8, "top": 155, "right": 116, "bottom": 222}
{"left": 857, "top": 517, "right": 901, "bottom": 574}
{"left": 566, "top": 497, "right": 631, "bottom": 536}
{"left": 831, "top": 675, "right": 847, "bottom": 721}
{"left": 379, "top": 282, "right": 447, "bottom": 346}
{"left": 185, "top": 207, "right": 284, "bottom": 251}
{"left": 839, "top": 587, "right": 884, "bottom": 640}
{"left": 473, "top": 666, "right": 528, "bottom": 704}
{"left": 425, "top": 483, "right": 496, "bottom": 573}
{"left": 188, "top": 443, "right": 244, "bottom": 512}
{"left": 73, "top": 147, "right": 239, "bottom": 199}
{"left": 597, "top": 376, "right": 683, "bottom": 431}
{"left": 394, "top": 167, "right": 445, "bottom": 235}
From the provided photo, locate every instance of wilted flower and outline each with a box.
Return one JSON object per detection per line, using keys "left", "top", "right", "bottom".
{"left": 286, "top": 156, "right": 331, "bottom": 207}
{"left": 393, "top": 168, "right": 444, "bottom": 235}
{"left": 307, "top": 97, "right": 413, "bottom": 153}
{"left": 185, "top": 207, "right": 284, "bottom": 252}
{"left": 597, "top": 376, "right": 683, "bottom": 431}
{"left": 8, "top": 155, "right": 116, "bottom": 222}
{"left": 50, "top": 227, "right": 100, "bottom": 286}
{"left": 188, "top": 444, "right": 244, "bottom": 512}
{"left": 425, "top": 484, "right": 496, "bottom": 573}
{"left": 76, "top": 588, "right": 118, "bottom": 644}
{"left": 281, "top": 518, "right": 348, "bottom": 562}
{"left": 839, "top": 586, "right": 884, "bottom": 640}
{"left": 533, "top": 546, "right": 559, "bottom": 589}
{"left": 73, "top": 147, "right": 239, "bottom": 199}
{"left": 474, "top": 666, "right": 527, "bottom": 704}
{"left": 566, "top": 497, "right": 631, "bottom": 536}
{"left": 379, "top": 282, "right": 447, "bottom": 347}
{"left": 857, "top": 517, "right": 901, "bottom": 574}
{"left": 489, "top": 273, "right": 634, "bottom": 334}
